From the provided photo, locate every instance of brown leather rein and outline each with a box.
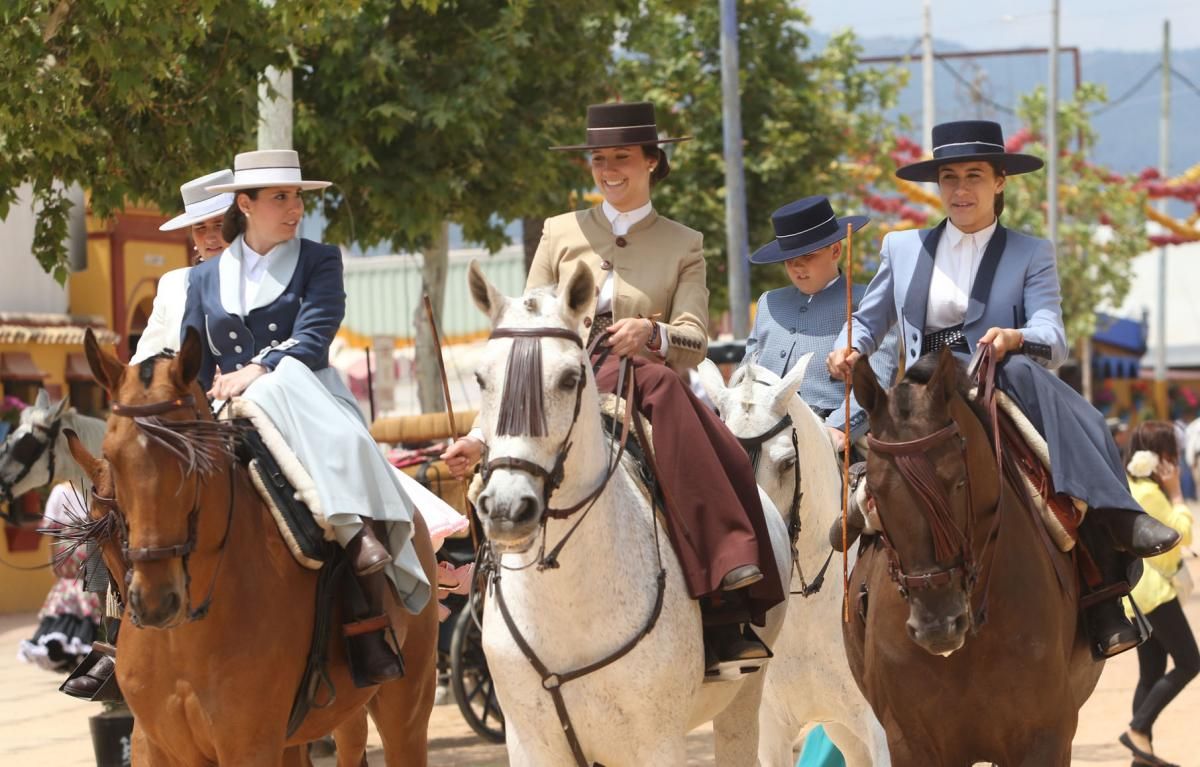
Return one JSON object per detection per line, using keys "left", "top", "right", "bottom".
{"left": 478, "top": 324, "right": 668, "bottom": 767}
{"left": 100, "top": 392, "right": 237, "bottom": 624}
{"left": 864, "top": 347, "right": 1010, "bottom": 631}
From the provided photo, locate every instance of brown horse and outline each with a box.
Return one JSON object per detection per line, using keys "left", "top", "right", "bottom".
{"left": 66, "top": 329, "right": 438, "bottom": 766}
{"left": 844, "top": 349, "right": 1102, "bottom": 766}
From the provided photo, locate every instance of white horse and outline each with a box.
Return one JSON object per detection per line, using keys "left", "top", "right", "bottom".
{"left": 698, "top": 359, "right": 890, "bottom": 767}
{"left": 0, "top": 390, "right": 107, "bottom": 502}
{"left": 467, "top": 261, "right": 792, "bottom": 766}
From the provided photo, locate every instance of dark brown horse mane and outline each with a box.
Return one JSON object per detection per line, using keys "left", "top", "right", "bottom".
{"left": 495, "top": 336, "right": 548, "bottom": 437}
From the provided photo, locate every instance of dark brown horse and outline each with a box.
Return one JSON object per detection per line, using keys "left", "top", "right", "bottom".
{"left": 844, "top": 349, "right": 1102, "bottom": 766}
{"left": 66, "top": 329, "right": 438, "bottom": 766}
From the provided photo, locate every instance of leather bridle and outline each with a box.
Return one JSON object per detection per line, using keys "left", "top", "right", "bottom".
{"left": 0, "top": 418, "right": 62, "bottom": 507}
{"left": 103, "top": 393, "right": 236, "bottom": 623}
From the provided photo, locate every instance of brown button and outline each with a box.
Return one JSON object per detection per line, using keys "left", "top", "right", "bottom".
{"left": 600, "top": 260, "right": 612, "bottom": 270}
{"left": 615, "top": 236, "right": 627, "bottom": 247}
{"left": 583, "top": 317, "right": 593, "bottom": 328}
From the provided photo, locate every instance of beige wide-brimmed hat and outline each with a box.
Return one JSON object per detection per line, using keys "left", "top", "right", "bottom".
{"left": 159, "top": 170, "right": 236, "bottom": 231}
{"left": 205, "top": 149, "right": 332, "bottom": 193}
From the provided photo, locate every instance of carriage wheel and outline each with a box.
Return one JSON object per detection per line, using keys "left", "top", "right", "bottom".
{"left": 449, "top": 602, "right": 505, "bottom": 743}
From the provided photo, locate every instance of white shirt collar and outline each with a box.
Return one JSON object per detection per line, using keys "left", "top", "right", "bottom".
{"left": 944, "top": 218, "right": 998, "bottom": 250}
{"left": 602, "top": 200, "right": 653, "bottom": 233}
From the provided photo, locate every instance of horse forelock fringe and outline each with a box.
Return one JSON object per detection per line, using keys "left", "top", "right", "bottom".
{"left": 131, "top": 416, "right": 243, "bottom": 477}
{"left": 496, "top": 336, "right": 547, "bottom": 437}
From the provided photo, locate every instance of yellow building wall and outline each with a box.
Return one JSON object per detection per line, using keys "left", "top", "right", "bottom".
{"left": 122, "top": 238, "right": 189, "bottom": 332}
{"left": 0, "top": 342, "right": 74, "bottom": 395}
{"left": 71, "top": 237, "right": 114, "bottom": 324}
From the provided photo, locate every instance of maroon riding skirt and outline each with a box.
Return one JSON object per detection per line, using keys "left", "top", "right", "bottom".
{"left": 594, "top": 355, "right": 785, "bottom": 625}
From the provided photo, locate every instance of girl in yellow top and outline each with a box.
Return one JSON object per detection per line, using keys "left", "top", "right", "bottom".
{"left": 1121, "top": 421, "right": 1197, "bottom": 767}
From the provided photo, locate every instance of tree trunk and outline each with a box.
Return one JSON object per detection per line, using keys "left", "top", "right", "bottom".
{"left": 414, "top": 221, "right": 451, "bottom": 413}
{"left": 522, "top": 215, "right": 543, "bottom": 276}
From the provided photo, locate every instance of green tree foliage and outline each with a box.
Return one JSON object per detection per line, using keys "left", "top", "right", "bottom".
{"left": 294, "top": 0, "right": 632, "bottom": 252}
{"left": 608, "top": 0, "right": 905, "bottom": 313}
{"left": 1003, "top": 84, "right": 1147, "bottom": 345}
{"left": 0, "top": 1, "right": 288, "bottom": 281}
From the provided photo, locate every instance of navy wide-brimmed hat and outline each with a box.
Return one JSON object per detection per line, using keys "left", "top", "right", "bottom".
{"left": 896, "top": 120, "right": 1044, "bottom": 183}
{"left": 550, "top": 101, "right": 691, "bottom": 151}
{"left": 750, "top": 196, "right": 869, "bottom": 265}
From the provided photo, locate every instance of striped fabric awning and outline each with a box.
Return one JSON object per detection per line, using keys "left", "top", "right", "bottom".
{"left": 0, "top": 313, "right": 118, "bottom": 345}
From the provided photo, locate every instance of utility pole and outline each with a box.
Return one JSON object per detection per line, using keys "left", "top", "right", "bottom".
{"left": 258, "top": 67, "right": 293, "bottom": 150}
{"left": 922, "top": 0, "right": 935, "bottom": 155}
{"left": 1155, "top": 19, "right": 1171, "bottom": 419}
{"left": 719, "top": 0, "right": 751, "bottom": 338}
{"left": 256, "top": 0, "right": 292, "bottom": 151}
{"left": 1046, "top": 0, "right": 1059, "bottom": 265}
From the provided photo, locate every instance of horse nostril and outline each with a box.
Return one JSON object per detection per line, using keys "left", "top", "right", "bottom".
{"left": 905, "top": 620, "right": 919, "bottom": 641}
{"left": 477, "top": 495, "right": 493, "bottom": 519}
{"left": 952, "top": 613, "right": 968, "bottom": 635}
{"left": 514, "top": 496, "right": 539, "bottom": 524}
{"left": 162, "top": 590, "right": 181, "bottom": 618}
{"left": 129, "top": 589, "right": 144, "bottom": 617}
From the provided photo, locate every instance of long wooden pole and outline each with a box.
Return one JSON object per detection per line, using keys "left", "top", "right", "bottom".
{"left": 842, "top": 223, "right": 853, "bottom": 623}
{"left": 423, "top": 294, "right": 477, "bottom": 548}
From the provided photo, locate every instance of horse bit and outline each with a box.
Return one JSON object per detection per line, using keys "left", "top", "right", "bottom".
{"left": 0, "top": 417, "right": 62, "bottom": 508}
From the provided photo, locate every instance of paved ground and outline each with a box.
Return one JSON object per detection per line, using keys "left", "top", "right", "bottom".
{"left": 2, "top": 554, "right": 1197, "bottom": 765}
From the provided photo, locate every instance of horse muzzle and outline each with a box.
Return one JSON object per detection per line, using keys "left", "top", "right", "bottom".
{"left": 476, "top": 486, "right": 543, "bottom": 550}
{"left": 905, "top": 590, "right": 970, "bottom": 657}
{"left": 128, "top": 573, "right": 186, "bottom": 629}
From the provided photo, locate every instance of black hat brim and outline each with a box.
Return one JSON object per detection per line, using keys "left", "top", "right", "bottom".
{"left": 749, "top": 215, "right": 870, "bottom": 265}
{"left": 895, "top": 152, "right": 1044, "bottom": 182}
{"left": 549, "top": 136, "right": 692, "bottom": 152}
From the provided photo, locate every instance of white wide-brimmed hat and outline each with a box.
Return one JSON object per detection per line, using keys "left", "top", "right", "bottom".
{"left": 205, "top": 149, "right": 332, "bottom": 193}
{"left": 159, "top": 170, "right": 236, "bottom": 232}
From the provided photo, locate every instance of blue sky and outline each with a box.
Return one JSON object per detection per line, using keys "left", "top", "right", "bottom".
{"left": 800, "top": 0, "right": 1200, "bottom": 52}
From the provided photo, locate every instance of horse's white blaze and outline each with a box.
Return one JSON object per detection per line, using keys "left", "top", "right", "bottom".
{"left": 470, "top": 263, "right": 791, "bottom": 767}
{"left": 699, "top": 359, "right": 892, "bottom": 767}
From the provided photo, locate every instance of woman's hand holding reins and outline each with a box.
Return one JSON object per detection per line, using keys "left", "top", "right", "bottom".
{"left": 605, "top": 317, "right": 654, "bottom": 358}
{"left": 208, "top": 363, "right": 267, "bottom": 401}
{"left": 979, "top": 327, "right": 1024, "bottom": 361}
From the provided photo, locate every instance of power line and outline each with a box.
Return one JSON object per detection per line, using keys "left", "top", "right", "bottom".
{"left": 935, "top": 57, "right": 1016, "bottom": 115}
{"left": 1093, "top": 64, "right": 1162, "bottom": 113}
{"left": 1172, "top": 67, "right": 1200, "bottom": 100}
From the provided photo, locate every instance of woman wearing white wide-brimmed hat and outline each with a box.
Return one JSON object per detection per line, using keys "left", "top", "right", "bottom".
{"left": 130, "top": 170, "right": 234, "bottom": 364}
{"left": 180, "top": 149, "right": 429, "bottom": 683}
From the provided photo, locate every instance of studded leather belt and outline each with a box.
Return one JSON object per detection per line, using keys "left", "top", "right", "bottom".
{"left": 921, "top": 324, "right": 970, "bottom": 357}
{"left": 587, "top": 311, "right": 615, "bottom": 348}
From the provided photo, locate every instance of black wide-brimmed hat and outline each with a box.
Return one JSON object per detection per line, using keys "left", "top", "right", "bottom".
{"left": 896, "top": 120, "right": 1044, "bottom": 182}
{"left": 549, "top": 101, "right": 691, "bottom": 151}
{"left": 750, "top": 196, "right": 869, "bottom": 265}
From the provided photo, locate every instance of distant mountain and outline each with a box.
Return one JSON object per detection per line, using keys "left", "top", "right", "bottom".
{"left": 839, "top": 32, "right": 1200, "bottom": 175}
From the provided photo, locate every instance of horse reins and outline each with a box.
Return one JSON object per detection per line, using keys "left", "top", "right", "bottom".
{"left": 105, "top": 393, "right": 237, "bottom": 623}
{"left": 479, "top": 324, "right": 668, "bottom": 767}
{"left": 735, "top": 405, "right": 833, "bottom": 598}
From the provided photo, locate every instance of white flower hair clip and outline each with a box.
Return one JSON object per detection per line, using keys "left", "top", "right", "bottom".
{"left": 1126, "top": 450, "right": 1160, "bottom": 479}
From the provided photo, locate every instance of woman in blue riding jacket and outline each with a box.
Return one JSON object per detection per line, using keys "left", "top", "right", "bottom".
{"left": 180, "top": 149, "right": 430, "bottom": 683}
{"left": 828, "top": 120, "right": 1180, "bottom": 657}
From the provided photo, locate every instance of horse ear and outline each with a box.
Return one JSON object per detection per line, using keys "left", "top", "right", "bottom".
{"left": 84, "top": 328, "right": 126, "bottom": 393}
{"left": 772, "top": 353, "right": 814, "bottom": 414}
{"left": 467, "top": 260, "right": 508, "bottom": 324}
{"left": 560, "top": 261, "right": 596, "bottom": 326}
{"left": 34, "top": 389, "right": 49, "bottom": 410}
{"left": 696, "top": 359, "right": 729, "bottom": 413}
{"left": 173, "top": 328, "right": 204, "bottom": 387}
{"left": 64, "top": 429, "right": 101, "bottom": 481}
{"left": 50, "top": 396, "right": 71, "bottom": 420}
{"left": 852, "top": 354, "right": 886, "bottom": 414}
{"left": 927, "top": 347, "right": 957, "bottom": 404}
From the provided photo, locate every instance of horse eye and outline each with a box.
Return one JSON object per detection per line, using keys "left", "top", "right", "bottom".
{"left": 558, "top": 370, "right": 581, "bottom": 391}
{"left": 475, "top": 372, "right": 487, "bottom": 392}
{"left": 778, "top": 456, "right": 796, "bottom": 474}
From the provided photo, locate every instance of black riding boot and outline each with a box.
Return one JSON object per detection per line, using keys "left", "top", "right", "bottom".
{"left": 343, "top": 568, "right": 404, "bottom": 686}
{"left": 62, "top": 618, "right": 121, "bottom": 700}
{"left": 1077, "top": 519, "right": 1143, "bottom": 658}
